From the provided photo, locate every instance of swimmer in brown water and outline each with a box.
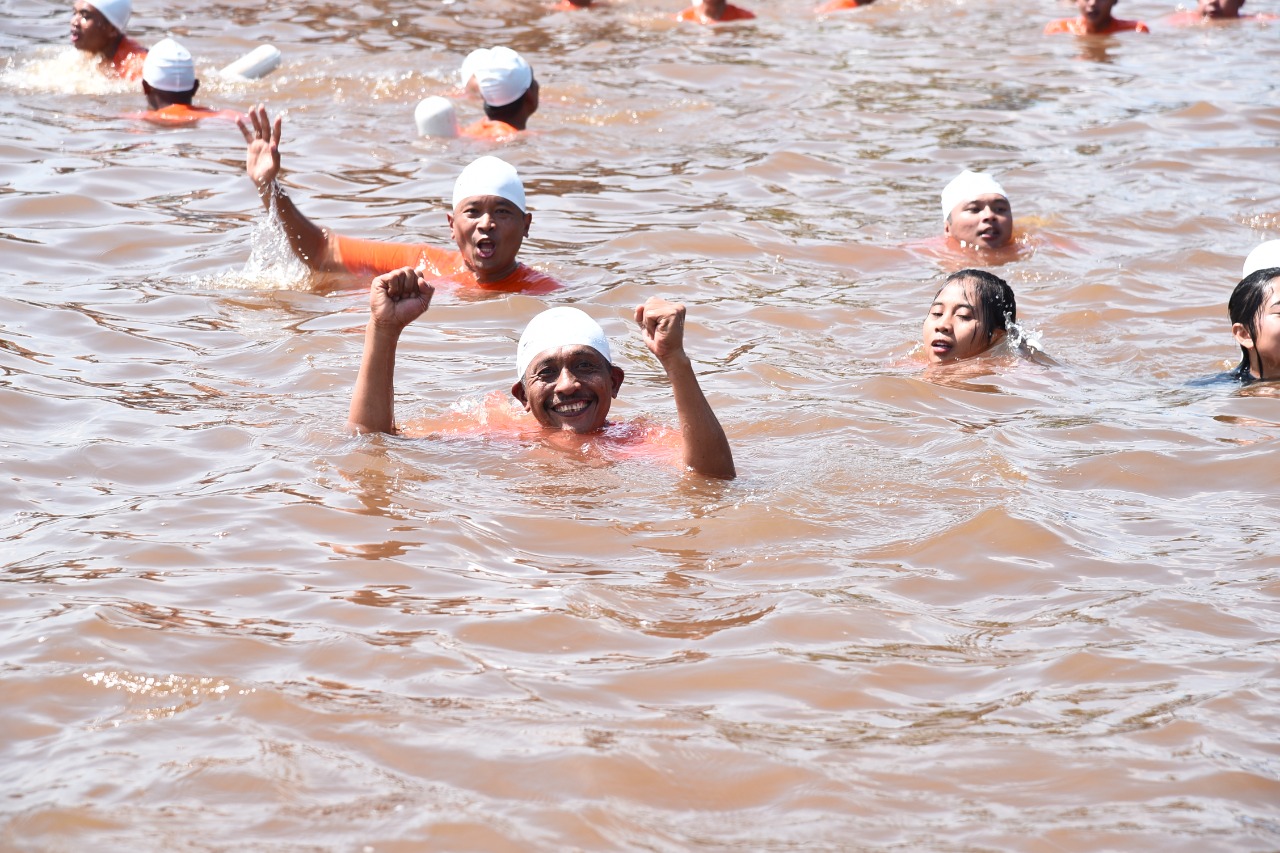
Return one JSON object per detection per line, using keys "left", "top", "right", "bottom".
{"left": 1044, "top": 0, "right": 1150, "bottom": 34}
{"left": 239, "top": 106, "right": 560, "bottom": 293}
{"left": 941, "top": 170, "right": 1014, "bottom": 253}
{"left": 347, "top": 269, "right": 736, "bottom": 479}
{"left": 922, "top": 270, "right": 1017, "bottom": 365}
{"left": 70, "top": 0, "right": 146, "bottom": 79}
{"left": 676, "top": 0, "right": 757, "bottom": 24}
{"left": 128, "top": 38, "right": 244, "bottom": 125}
{"left": 456, "top": 47, "right": 540, "bottom": 142}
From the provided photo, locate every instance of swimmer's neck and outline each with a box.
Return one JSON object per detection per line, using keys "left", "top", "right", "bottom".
{"left": 466, "top": 258, "right": 522, "bottom": 285}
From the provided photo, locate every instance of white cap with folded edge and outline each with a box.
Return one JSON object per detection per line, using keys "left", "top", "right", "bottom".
{"left": 516, "top": 307, "right": 612, "bottom": 381}
{"left": 143, "top": 37, "right": 194, "bottom": 92}
{"left": 452, "top": 156, "right": 526, "bottom": 213}
{"left": 91, "top": 0, "right": 131, "bottom": 33}
{"left": 941, "top": 169, "right": 1007, "bottom": 222}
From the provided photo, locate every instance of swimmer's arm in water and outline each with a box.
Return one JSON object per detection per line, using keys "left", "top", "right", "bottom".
{"left": 238, "top": 105, "right": 341, "bottom": 272}
{"left": 635, "top": 297, "right": 736, "bottom": 480}
{"left": 347, "top": 268, "right": 434, "bottom": 435}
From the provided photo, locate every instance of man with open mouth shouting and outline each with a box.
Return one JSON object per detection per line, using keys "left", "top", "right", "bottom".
{"left": 239, "top": 105, "right": 560, "bottom": 294}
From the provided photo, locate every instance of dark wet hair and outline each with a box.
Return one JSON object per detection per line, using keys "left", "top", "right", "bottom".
{"left": 1228, "top": 267, "right": 1280, "bottom": 380}
{"left": 483, "top": 76, "right": 537, "bottom": 123}
{"left": 938, "top": 269, "right": 1016, "bottom": 340}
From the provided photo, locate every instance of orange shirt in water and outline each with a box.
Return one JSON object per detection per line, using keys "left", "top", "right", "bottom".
{"left": 460, "top": 118, "right": 520, "bottom": 143}
{"left": 676, "top": 3, "right": 756, "bottom": 23}
{"left": 128, "top": 104, "right": 246, "bottom": 125}
{"left": 814, "top": 0, "right": 868, "bottom": 13}
{"left": 110, "top": 35, "right": 147, "bottom": 80}
{"left": 1044, "top": 16, "right": 1150, "bottom": 34}
{"left": 403, "top": 392, "right": 684, "bottom": 467}
{"left": 332, "top": 234, "right": 563, "bottom": 294}
{"left": 548, "top": 0, "right": 593, "bottom": 9}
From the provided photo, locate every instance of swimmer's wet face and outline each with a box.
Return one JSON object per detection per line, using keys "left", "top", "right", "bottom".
{"left": 70, "top": 0, "right": 117, "bottom": 56}
{"left": 1230, "top": 271, "right": 1280, "bottom": 380}
{"left": 923, "top": 275, "right": 1010, "bottom": 364}
{"left": 511, "top": 345, "right": 625, "bottom": 433}
{"left": 1198, "top": 0, "right": 1245, "bottom": 16}
{"left": 447, "top": 194, "right": 531, "bottom": 284}
{"left": 944, "top": 194, "right": 1012, "bottom": 250}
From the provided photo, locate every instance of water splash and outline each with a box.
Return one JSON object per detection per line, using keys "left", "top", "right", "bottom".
{"left": 202, "top": 202, "right": 312, "bottom": 291}
{"left": 1005, "top": 317, "right": 1044, "bottom": 356}
{"left": 1, "top": 47, "right": 132, "bottom": 95}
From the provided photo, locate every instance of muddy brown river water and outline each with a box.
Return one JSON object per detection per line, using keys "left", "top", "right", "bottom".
{"left": 2, "top": 0, "right": 1279, "bottom": 849}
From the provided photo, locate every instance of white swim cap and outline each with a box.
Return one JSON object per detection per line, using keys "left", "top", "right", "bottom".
{"left": 91, "top": 0, "right": 132, "bottom": 33}
{"left": 475, "top": 46, "right": 533, "bottom": 108}
{"left": 452, "top": 155, "right": 526, "bottom": 212}
{"left": 516, "top": 307, "right": 612, "bottom": 380}
{"left": 143, "top": 38, "right": 195, "bottom": 92}
{"left": 1243, "top": 240, "right": 1280, "bottom": 277}
{"left": 459, "top": 48, "right": 489, "bottom": 87}
{"left": 941, "top": 169, "right": 1007, "bottom": 222}
{"left": 414, "top": 96, "right": 459, "bottom": 138}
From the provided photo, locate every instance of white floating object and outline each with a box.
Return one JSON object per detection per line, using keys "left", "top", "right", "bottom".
{"left": 414, "top": 96, "right": 459, "bottom": 138}
{"left": 219, "top": 44, "right": 282, "bottom": 82}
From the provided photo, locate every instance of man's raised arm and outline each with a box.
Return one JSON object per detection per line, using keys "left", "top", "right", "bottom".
{"left": 348, "top": 268, "right": 434, "bottom": 435}
{"left": 634, "top": 297, "right": 736, "bottom": 480}
{"left": 238, "top": 104, "right": 340, "bottom": 271}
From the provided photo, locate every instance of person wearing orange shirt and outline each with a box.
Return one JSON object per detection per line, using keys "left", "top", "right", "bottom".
{"left": 1168, "top": 0, "right": 1276, "bottom": 23}
{"left": 238, "top": 106, "right": 560, "bottom": 294}
{"left": 814, "top": 0, "right": 874, "bottom": 15}
{"left": 70, "top": 0, "right": 146, "bottom": 80}
{"left": 129, "top": 38, "right": 243, "bottom": 125}
{"left": 676, "top": 0, "right": 756, "bottom": 24}
{"left": 348, "top": 272, "right": 736, "bottom": 479}
{"left": 456, "top": 47, "right": 539, "bottom": 142}
{"left": 1044, "top": 0, "right": 1150, "bottom": 34}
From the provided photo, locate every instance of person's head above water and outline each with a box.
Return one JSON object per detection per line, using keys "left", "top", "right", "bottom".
{"left": 1076, "top": 0, "right": 1120, "bottom": 28}
{"left": 511, "top": 307, "right": 626, "bottom": 434}
{"left": 459, "top": 47, "right": 540, "bottom": 130}
{"left": 941, "top": 169, "right": 1013, "bottom": 251}
{"left": 922, "top": 269, "right": 1017, "bottom": 364}
{"left": 447, "top": 156, "right": 533, "bottom": 282}
{"left": 142, "top": 38, "right": 198, "bottom": 108}
{"left": 70, "top": 0, "right": 131, "bottom": 58}
{"left": 1229, "top": 267, "right": 1280, "bottom": 382}
{"left": 1197, "top": 0, "right": 1246, "bottom": 17}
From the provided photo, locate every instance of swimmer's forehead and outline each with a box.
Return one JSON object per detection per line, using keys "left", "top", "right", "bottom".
{"left": 932, "top": 281, "right": 977, "bottom": 307}
{"left": 527, "top": 344, "right": 609, "bottom": 369}
{"left": 453, "top": 194, "right": 523, "bottom": 211}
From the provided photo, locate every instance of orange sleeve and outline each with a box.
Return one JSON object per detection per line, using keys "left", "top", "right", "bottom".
{"left": 112, "top": 37, "right": 147, "bottom": 80}
{"left": 1043, "top": 18, "right": 1072, "bottom": 34}
{"left": 331, "top": 234, "right": 455, "bottom": 277}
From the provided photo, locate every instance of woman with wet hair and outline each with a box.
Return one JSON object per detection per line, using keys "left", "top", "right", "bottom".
{"left": 1227, "top": 267, "right": 1280, "bottom": 383}
{"left": 922, "top": 269, "right": 1017, "bottom": 364}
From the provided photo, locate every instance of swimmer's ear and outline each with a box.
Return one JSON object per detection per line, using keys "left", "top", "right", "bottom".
{"left": 511, "top": 380, "right": 530, "bottom": 408}
{"left": 609, "top": 365, "right": 625, "bottom": 398}
{"left": 1232, "top": 322, "right": 1255, "bottom": 350}
{"left": 446, "top": 211, "right": 455, "bottom": 229}
{"left": 943, "top": 213, "right": 953, "bottom": 238}
{"left": 522, "top": 211, "right": 532, "bottom": 237}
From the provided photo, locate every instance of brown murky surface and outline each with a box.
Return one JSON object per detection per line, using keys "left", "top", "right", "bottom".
{"left": 2, "top": 0, "right": 1279, "bottom": 849}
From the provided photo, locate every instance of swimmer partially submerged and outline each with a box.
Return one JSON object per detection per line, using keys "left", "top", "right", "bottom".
{"left": 1227, "top": 266, "right": 1280, "bottom": 384}
{"left": 347, "top": 269, "right": 736, "bottom": 479}
{"left": 69, "top": 0, "right": 146, "bottom": 79}
{"left": 239, "top": 106, "right": 560, "bottom": 293}
{"left": 941, "top": 170, "right": 1014, "bottom": 253}
{"left": 922, "top": 269, "right": 1017, "bottom": 365}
